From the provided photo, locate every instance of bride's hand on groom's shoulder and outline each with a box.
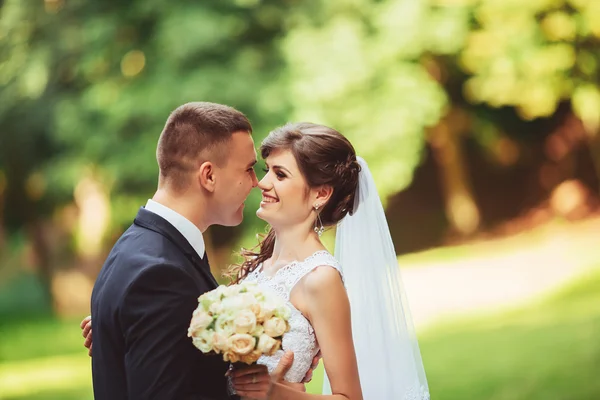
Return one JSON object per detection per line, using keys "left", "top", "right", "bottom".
{"left": 230, "top": 351, "right": 297, "bottom": 399}
{"left": 80, "top": 316, "right": 93, "bottom": 357}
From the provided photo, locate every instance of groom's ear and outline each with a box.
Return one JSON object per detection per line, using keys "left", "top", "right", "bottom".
{"left": 198, "top": 161, "right": 216, "bottom": 192}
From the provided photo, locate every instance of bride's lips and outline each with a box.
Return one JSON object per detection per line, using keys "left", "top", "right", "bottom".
{"left": 261, "top": 193, "right": 279, "bottom": 205}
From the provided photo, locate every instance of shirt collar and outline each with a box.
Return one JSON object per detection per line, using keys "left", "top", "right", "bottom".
{"left": 144, "top": 199, "right": 205, "bottom": 259}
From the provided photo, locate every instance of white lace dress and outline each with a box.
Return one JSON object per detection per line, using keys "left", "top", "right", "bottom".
{"left": 242, "top": 250, "right": 343, "bottom": 382}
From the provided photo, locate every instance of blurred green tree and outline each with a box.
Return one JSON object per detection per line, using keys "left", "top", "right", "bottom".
{"left": 0, "top": 0, "right": 294, "bottom": 298}
{"left": 457, "top": 0, "right": 600, "bottom": 179}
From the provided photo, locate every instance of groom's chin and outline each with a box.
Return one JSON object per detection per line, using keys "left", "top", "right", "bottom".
{"left": 225, "top": 208, "right": 245, "bottom": 226}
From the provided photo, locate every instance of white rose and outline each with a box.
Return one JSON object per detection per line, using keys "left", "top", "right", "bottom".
{"left": 212, "top": 332, "right": 229, "bottom": 353}
{"left": 224, "top": 285, "right": 241, "bottom": 297}
{"left": 223, "top": 350, "right": 241, "bottom": 363}
{"left": 264, "top": 317, "right": 288, "bottom": 338}
{"left": 191, "top": 329, "right": 213, "bottom": 353}
{"left": 228, "top": 333, "right": 256, "bottom": 355}
{"left": 233, "top": 310, "right": 257, "bottom": 334}
{"left": 240, "top": 349, "right": 263, "bottom": 365}
{"left": 222, "top": 295, "right": 245, "bottom": 311}
{"left": 256, "top": 334, "right": 279, "bottom": 355}
{"left": 198, "top": 295, "right": 214, "bottom": 312}
{"left": 238, "top": 292, "right": 257, "bottom": 307}
{"left": 254, "top": 301, "right": 276, "bottom": 323}
{"left": 188, "top": 310, "right": 213, "bottom": 336}
{"left": 214, "top": 314, "right": 235, "bottom": 337}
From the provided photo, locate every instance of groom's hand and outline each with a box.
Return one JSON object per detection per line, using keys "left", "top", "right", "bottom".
{"left": 80, "top": 315, "right": 93, "bottom": 356}
{"left": 231, "top": 351, "right": 295, "bottom": 399}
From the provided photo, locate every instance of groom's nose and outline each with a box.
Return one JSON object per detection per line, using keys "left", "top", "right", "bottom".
{"left": 251, "top": 170, "right": 259, "bottom": 187}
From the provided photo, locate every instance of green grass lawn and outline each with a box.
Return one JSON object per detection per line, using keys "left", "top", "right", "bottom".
{"left": 304, "top": 270, "right": 600, "bottom": 399}
{"left": 1, "top": 272, "right": 599, "bottom": 400}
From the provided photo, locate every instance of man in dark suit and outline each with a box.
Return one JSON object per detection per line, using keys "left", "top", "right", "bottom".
{"left": 90, "top": 102, "right": 282, "bottom": 399}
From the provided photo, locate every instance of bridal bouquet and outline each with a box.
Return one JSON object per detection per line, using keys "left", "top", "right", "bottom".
{"left": 187, "top": 281, "right": 291, "bottom": 364}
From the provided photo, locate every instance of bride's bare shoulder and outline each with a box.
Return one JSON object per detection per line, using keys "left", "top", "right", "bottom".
{"left": 301, "top": 264, "right": 344, "bottom": 295}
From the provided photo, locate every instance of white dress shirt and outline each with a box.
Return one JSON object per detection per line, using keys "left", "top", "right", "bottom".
{"left": 144, "top": 199, "right": 205, "bottom": 259}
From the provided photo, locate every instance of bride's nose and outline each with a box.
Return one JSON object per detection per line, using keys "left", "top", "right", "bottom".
{"left": 257, "top": 175, "right": 272, "bottom": 190}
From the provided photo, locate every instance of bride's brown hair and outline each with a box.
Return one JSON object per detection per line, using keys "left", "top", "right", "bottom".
{"left": 227, "top": 122, "right": 361, "bottom": 283}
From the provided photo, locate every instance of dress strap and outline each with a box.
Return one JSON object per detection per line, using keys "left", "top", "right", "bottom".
{"left": 283, "top": 251, "right": 344, "bottom": 294}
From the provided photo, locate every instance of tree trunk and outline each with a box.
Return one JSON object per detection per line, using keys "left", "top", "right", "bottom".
{"left": 27, "top": 220, "right": 54, "bottom": 309}
{"left": 585, "top": 131, "right": 600, "bottom": 195}
{"left": 428, "top": 109, "right": 481, "bottom": 236}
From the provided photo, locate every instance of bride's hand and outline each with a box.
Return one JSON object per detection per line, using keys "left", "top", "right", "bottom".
{"left": 231, "top": 351, "right": 295, "bottom": 399}
{"left": 302, "top": 349, "right": 321, "bottom": 383}
{"left": 80, "top": 316, "right": 93, "bottom": 356}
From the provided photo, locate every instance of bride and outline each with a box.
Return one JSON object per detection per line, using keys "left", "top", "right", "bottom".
{"left": 229, "top": 122, "right": 429, "bottom": 400}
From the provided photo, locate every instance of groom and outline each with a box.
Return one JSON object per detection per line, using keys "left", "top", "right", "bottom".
{"left": 91, "top": 102, "right": 292, "bottom": 400}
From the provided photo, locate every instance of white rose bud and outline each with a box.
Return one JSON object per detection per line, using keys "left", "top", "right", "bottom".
{"left": 256, "top": 334, "right": 279, "bottom": 355}
{"left": 228, "top": 333, "right": 256, "bottom": 355}
{"left": 209, "top": 301, "right": 223, "bottom": 315}
{"left": 233, "top": 310, "right": 257, "bottom": 334}
{"left": 264, "top": 317, "right": 287, "bottom": 338}
{"left": 275, "top": 304, "right": 291, "bottom": 320}
{"left": 250, "top": 324, "right": 265, "bottom": 337}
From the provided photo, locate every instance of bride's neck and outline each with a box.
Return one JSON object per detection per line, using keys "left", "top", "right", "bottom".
{"left": 269, "top": 224, "right": 323, "bottom": 266}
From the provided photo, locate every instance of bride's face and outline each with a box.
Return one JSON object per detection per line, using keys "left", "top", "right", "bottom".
{"left": 256, "top": 149, "right": 316, "bottom": 229}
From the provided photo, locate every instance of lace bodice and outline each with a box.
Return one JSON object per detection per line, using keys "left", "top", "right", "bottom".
{"left": 242, "top": 250, "right": 343, "bottom": 382}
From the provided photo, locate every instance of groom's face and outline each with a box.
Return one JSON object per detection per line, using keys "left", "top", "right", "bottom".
{"left": 212, "top": 131, "right": 258, "bottom": 226}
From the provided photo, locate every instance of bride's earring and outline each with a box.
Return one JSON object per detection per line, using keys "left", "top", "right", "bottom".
{"left": 313, "top": 204, "right": 325, "bottom": 237}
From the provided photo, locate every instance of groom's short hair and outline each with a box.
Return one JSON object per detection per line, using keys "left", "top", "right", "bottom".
{"left": 156, "top": 102, "right": 252, "bottom": 189}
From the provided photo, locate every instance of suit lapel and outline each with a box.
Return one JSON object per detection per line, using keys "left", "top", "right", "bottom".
{"left": 133, "top": 207, "right": 219, "bottom": 288}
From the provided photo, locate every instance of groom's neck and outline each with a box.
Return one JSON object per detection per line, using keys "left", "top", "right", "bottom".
{"left": 152, "top": 188, "right": 209, "bottom": 233}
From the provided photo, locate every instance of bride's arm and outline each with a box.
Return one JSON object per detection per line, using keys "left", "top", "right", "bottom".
{"left": 269, "top": 266, "right": 363, "bottom": 400}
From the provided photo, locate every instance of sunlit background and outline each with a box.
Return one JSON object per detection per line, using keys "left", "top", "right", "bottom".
{"left": 1, "top": 0, "right": 600, "bottom": 399}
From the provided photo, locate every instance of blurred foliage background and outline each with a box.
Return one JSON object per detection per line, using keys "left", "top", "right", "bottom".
{"left": 1, "top": 0, "right": 599, "bottom": 399}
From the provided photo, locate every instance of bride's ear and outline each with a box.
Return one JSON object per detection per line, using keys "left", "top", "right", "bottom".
{"left": 313, "top": 185, "right": 333, "bottom": 208}
{"left": 198, "top": 161, "right": 216, "bottom": 192}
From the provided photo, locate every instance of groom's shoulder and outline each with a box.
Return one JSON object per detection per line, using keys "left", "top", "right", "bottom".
{"left": 100, "top": 223, "right": 188, "bottom": 281}
{"left": 113, "top": 220, "right": 180, "bottom": 258}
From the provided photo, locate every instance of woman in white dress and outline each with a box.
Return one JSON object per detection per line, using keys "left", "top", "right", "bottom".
{"left": 229, "top": 123, "right": 429, "bottom": 400}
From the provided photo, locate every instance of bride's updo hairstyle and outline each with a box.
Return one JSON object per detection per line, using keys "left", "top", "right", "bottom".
{"left": 228, "top": 122, "right": 361, "bottom": 282}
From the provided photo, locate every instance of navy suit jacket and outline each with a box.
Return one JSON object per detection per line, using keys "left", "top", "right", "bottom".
{"left": 91, "top": 207, "right": 232, "bottom": 400}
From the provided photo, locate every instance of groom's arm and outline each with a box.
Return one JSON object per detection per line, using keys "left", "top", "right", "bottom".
{"left": 120, "top": 263, "right": 205, "bottom": 400}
